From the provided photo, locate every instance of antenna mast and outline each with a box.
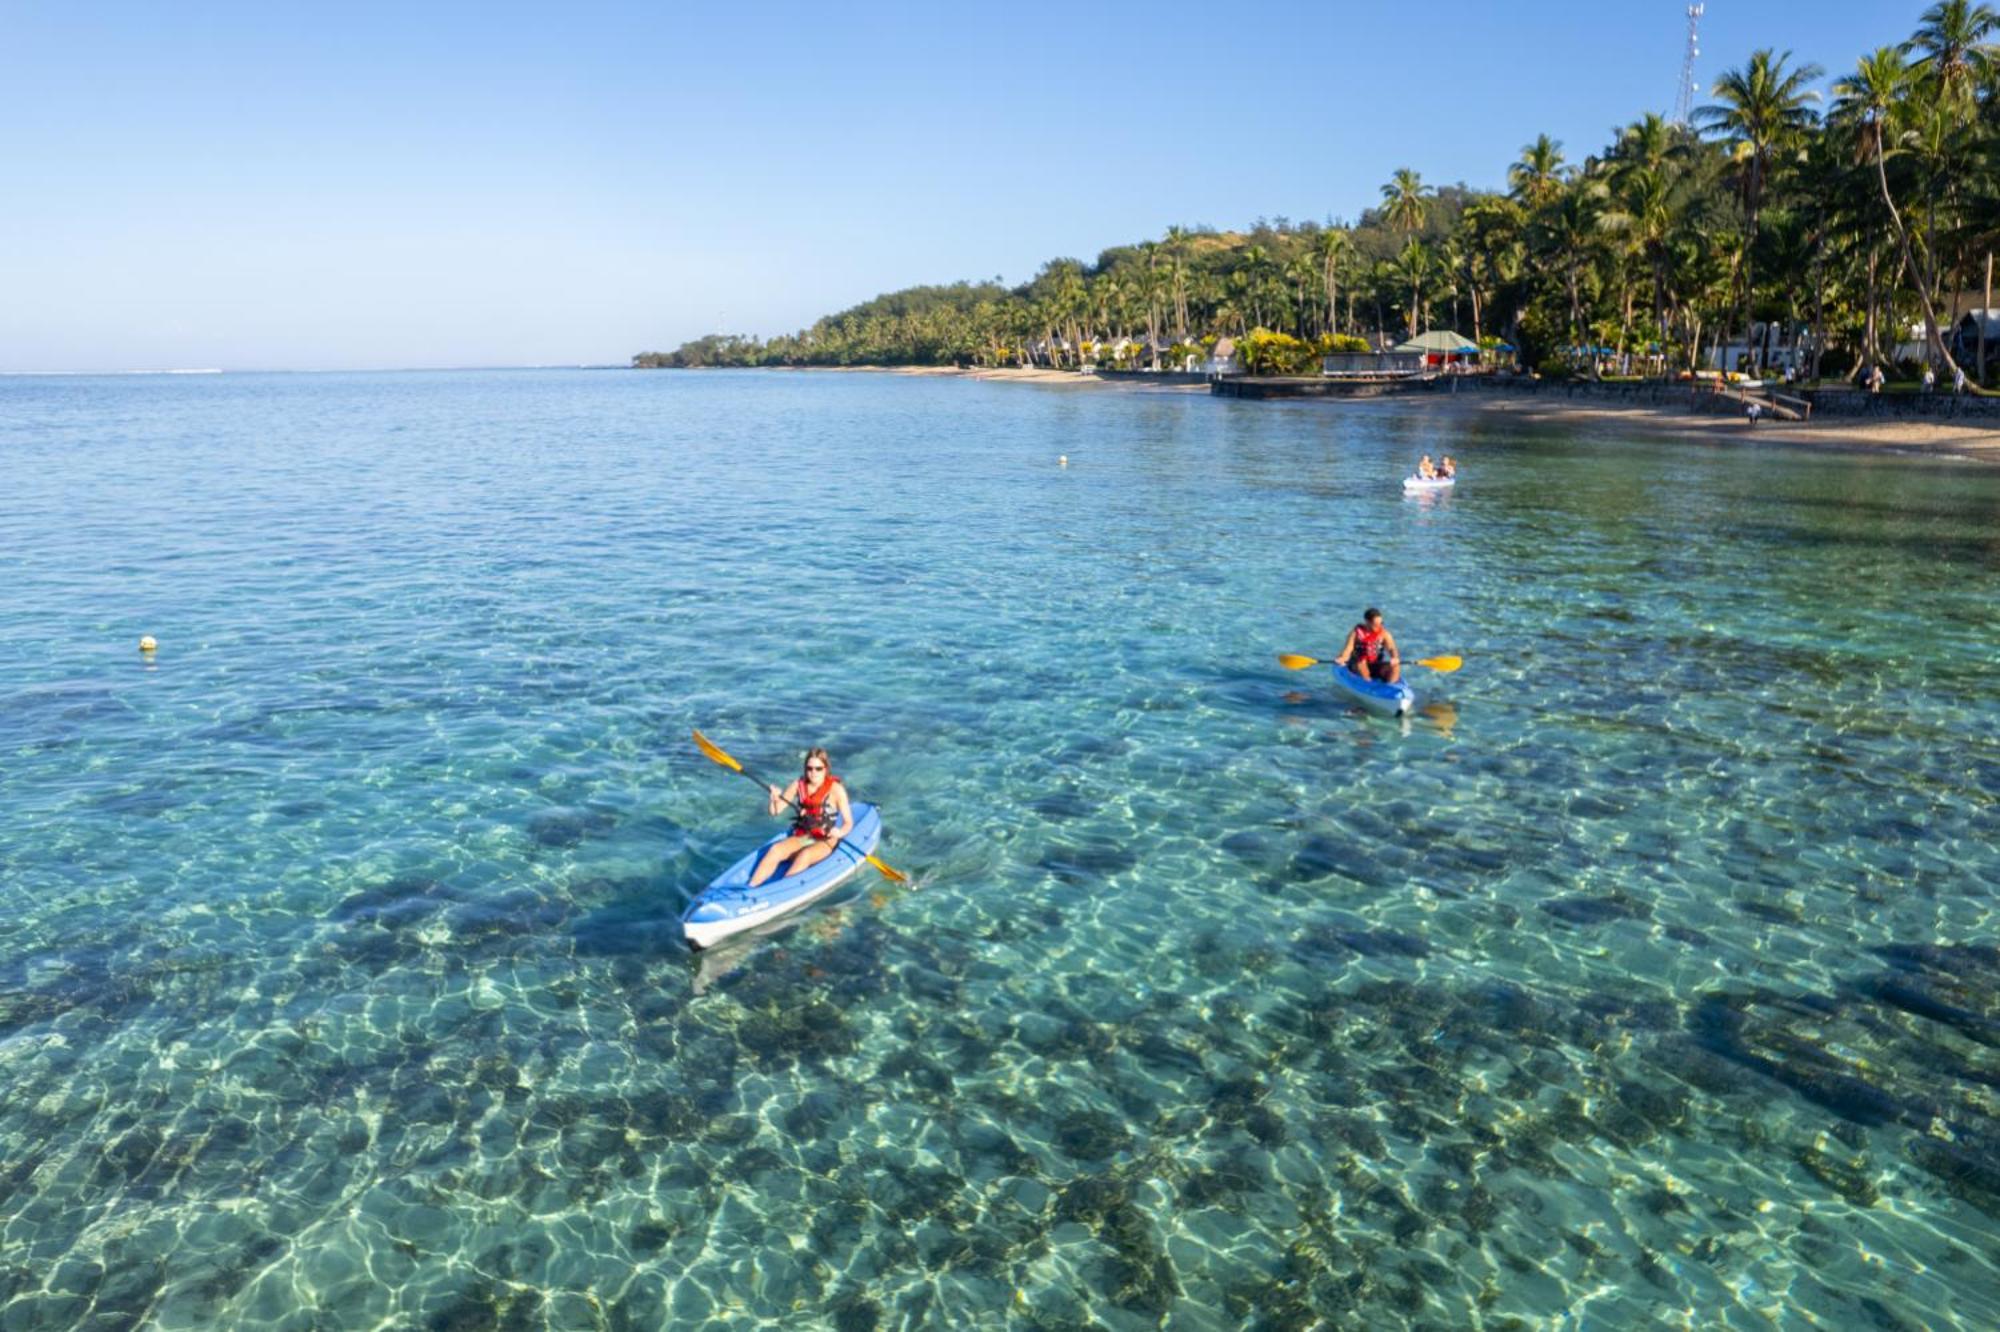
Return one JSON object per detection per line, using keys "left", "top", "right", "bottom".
{"left": 1673, "top": 4, "right": 1705, "bottom": 126}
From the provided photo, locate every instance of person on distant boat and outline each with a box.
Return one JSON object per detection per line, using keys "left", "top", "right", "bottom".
{"left": 1438, "top": 456, "right": 1457, "bottom": 479}
{"left": 1416, "top": 455, "right": 1438, "bottom": 479}
{"left": 748, "top": 747, "right": 853, "bottom": 886}
{"left": 1336, "top": 607, "right": 1401, "bottom": 684}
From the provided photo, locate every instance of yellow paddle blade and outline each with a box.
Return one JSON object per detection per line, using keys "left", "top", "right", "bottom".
{"left": 866, "top": 853, "right": 909, "bottom": 884}
{"left": 691, "top": 728, "right": 744, "bottom": 773}
{"left": 1277, "top": 653, "right": 1322, "bottom": 671}
{"left": 1415, "top": 655, "right": 1463, "bottom": 673}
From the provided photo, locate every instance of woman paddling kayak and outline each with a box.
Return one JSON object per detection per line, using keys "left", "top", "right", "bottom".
{"left": 749, "top": 747, "right": 854, "bottom": 886}
{"left": 1335, "top": 607, "right": 1401, "bottom": 684}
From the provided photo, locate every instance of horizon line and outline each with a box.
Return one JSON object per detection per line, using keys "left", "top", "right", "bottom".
{"left": 0, "top": 363, "right": 630, "bottom": 377}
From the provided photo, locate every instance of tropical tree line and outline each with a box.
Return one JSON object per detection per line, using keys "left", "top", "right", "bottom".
{"left": 636, "top": 2, "right": 2000, "bottom": 386}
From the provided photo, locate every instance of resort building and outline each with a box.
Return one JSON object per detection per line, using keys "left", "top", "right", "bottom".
{"left": 1950, "top": 309, "right": 2000, "bottom": 368}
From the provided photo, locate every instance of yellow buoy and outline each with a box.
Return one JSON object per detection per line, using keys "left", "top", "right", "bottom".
{"left": 138, "top": 636, "right": 158, "bottom": 653}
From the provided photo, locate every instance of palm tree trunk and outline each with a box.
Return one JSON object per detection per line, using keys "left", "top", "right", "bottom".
{"left": 1810, "top": 234, "right": 1827, "bottom": 383}
{"left": 1619, "top": 279, "right": 1635, "bottom": 367}
{"left": 1652, "top": 256, "right": 1669, "bottom": 370}
{"left": 1874, "top": 135, "right": 1971, "bottom": 386}
{"left": 1740, "top": 161, "right": 1763, "bottom": 375}
{"left": 1982, "top": 251, "right": 1992, "bottom": 386}
{"left": 1861, "top": 249, "right": 1879, "bottom": 381}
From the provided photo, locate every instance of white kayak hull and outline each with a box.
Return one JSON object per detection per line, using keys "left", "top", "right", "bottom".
{"left": 682, "top": 802, "right": 883, "bottom": 950}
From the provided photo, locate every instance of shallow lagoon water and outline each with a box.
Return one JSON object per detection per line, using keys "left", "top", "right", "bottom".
{"left": 2, "top": 368, "right": 1998, "bottom": 1329}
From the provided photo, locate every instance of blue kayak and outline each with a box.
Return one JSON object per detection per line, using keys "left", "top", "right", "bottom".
{"left": 1330, "top": 664, "right": 1415, "bottom": 716}
{"left": 682, "top": 802, "right": 882, "bottom": 949}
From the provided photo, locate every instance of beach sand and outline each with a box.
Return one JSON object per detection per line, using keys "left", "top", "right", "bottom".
{"left": 1406, "top": 392, "right": 2000, "bottom": 463}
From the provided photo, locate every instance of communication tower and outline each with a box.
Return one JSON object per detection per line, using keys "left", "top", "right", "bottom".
{"left": 1673, "top": 4, "right": 1705, "bottom": 126}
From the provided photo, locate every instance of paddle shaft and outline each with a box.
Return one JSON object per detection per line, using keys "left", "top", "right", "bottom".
{"left": 1280, "top": 651, "right": 1460, "bottom": 673}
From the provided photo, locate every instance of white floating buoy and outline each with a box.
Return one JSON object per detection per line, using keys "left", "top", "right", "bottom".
{"left": 138, "top": 636, "right": 158, "bottom": 653}
{"left": 1058, "top": 455, "right": 1068, "bottom": 467}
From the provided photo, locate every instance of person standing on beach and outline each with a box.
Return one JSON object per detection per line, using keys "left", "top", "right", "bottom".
{"left": 1336, "top": 608, "right": 1401, "bottom": 684}
{"left": 1954, "top": 365, "right": 1967, "bottom": 394}
{"left": 1868, "top": 365, "right": 1885, "bottom": 394}
{"left": 1923, "top": 365, "right": 1936, "bottom": 393}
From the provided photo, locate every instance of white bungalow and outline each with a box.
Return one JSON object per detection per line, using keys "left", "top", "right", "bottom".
{"left": 1202, "top": 336, "right": 1241, "bottom": 376}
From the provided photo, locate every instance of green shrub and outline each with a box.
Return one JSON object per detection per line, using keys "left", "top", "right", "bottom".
{"left": 1240, "top": 328, "right": 1318, "bottom": 375}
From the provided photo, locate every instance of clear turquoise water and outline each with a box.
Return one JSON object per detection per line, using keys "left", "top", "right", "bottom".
{"left": 2, "top": 368, "right": 1997, "bottom": 1330}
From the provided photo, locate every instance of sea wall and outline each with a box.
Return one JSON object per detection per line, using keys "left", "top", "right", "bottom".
{"left": 1090, "top": 369, "right": 1213, "bottom": 386}
{"left": 1209, "top": 376, "right": 1428, "bottom": 399}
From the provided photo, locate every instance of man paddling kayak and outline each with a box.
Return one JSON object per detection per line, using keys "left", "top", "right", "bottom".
{"left": 1335, "top": 608, "right": 1401, "bottom": 684}
{"left": 748, "top": 747, "right": 854, "bottom": 886}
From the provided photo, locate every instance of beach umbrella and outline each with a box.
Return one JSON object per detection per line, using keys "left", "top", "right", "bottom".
{"left": 1392, "top": 330, "right": 1480, "bottom": 355}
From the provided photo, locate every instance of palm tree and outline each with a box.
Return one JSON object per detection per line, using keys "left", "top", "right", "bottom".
{"left": 1164, "top": 225, "right": 1193, "bottom": 336}
{"left": 1834, "top": 45, "right": 1973, "bottom": 385}
{"left": 1509, "top": 135, "right": 1567, "bottom": 207}
{"left": 1905, "top": 2, "right": 1996, "bottom": 346}
{"left": 1907, "top": 0, "right": 1998, "bottom": 101}
{"left": 1459, "top": 196, "right": 1525, "bottom": 349}
{"left": 1393, "top": 239, "right": 1433, "bottom": 336}
{"left": 1697, "top": 49, "right": 1824, "bottom": 372}
{"left": 1136, "top": 241, "right": 1164, "bottom": 361}
{"left": 1602, "top": 166, "right": 1682, "bottom": 358}
{"left": 1285, "top": 251, "right": 1322, "bottom": 337}
{"left": 1314, "top": 227, "right": 1352, "bottom": 336}
{"left": 1532, "top": 179, "right": 1609, "bottom": 374}
{"left": 1613, "top": 114, "right": 1679, "bottom": 176}
{"left": 1381, "top": 169, "right": 1432, "bottom": 236}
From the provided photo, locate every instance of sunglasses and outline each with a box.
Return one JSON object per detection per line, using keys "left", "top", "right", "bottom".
{"left": 804, "top": 763, "right": 826, "bottom": 772}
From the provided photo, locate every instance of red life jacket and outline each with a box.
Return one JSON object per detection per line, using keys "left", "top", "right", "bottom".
{"left": 1353, "top": 624, "right": 1388, "bottom": 663}
{"left": 792, "top": 774, "right": 841, "bottom": 839}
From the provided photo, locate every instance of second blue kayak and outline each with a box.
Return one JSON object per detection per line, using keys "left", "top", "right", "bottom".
{"left": 1330, "top": 664, "right": 1415, "bottom": 716}
{"left": 682, "top": 802, "right": 883, "bottom": 949}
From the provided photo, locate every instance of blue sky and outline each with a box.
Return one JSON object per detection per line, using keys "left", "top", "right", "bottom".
{"left": 0, "top": 2, "right": 1927, "bottom": 370}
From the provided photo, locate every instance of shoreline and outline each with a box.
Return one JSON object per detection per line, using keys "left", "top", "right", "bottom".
{"left": 1391, "top": 390, "right": 2000, "bottom": 464}
{"left": 786, "top": 365, "right": 2000, "bottom": 461}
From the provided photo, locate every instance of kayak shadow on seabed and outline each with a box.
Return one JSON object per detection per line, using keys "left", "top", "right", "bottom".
{"left": 685, "top": 882, "right": 900, "bottom": 995}
{"left": 1279, "top": 688, "right": 1459, "bottom": 738}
